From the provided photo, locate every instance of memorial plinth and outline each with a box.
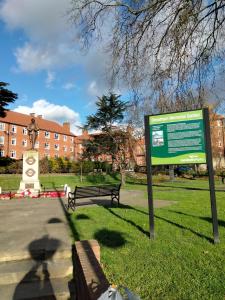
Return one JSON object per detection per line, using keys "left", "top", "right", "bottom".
{"left": 18, "top": 150, "right": 41, "bottom": 196}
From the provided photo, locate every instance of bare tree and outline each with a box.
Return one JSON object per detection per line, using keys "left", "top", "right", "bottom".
{"left": 70, "top": 1, "right": 225, "bottom": 99}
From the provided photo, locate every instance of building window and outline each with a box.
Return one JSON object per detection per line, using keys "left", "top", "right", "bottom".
{"left": 70, "top": 137, "right": 74, "bottom": 143}
{"left": 35, "top": 141, "right": 39, "bottom": 149}
{"left": 0, "top": 136, "right": 4, "bottom": 145}
{"left": 45, "top": 153, "right": 50, "bottom": 158}
{"left": 23, "top": 128, "right": 27, "bottom": 135}
{"left": 10, "top": 150, "right": 16, "bottom": 158}
{"left": 45, "top": 131, "right": 50, "bottom": 138}
{"left": 0, "top": 123, "right": 5, "bottom": 131}
{"left": 54, "top": 133, "right": 59, "bottom": 140}
{"left": 63, "top": 135, "right": 67, "bottom": 141}
{"left": 63, "top": 146, "right": 67, "bottom": 152}
{"left": 45, "top": 142, "right": 50, "bottom": 149}
{"left": 70, "top": 147, "right": 74, "bottom": 152}
{"left": 11, "top": 125, "right": 17, "bottom": 133}
{"left": 217, "top": 120, "right": 221, "bottom": 127}
{"left": 55, "top": 153, "right": 59, "bottom": 158}
{"left": 22, "top": 140, "right": 27, "bottom": 147}
{"left": 0, "top": 150, "right": 4, "bottom": 157}
{"left": 54, "top": 144, "right": 59, "bottom": 151}
{"left": 218, "top": 141, "right": 222, "bottom": 147}
{"left": 11, "top": 138, "right": 16, "bottom": 146}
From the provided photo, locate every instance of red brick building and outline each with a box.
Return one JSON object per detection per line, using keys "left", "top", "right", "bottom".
{"left": 0, "top": 111, "right": 76, "bottom": 160}
{"left": 210, "top": 113, "right": 225, "bottom": 168}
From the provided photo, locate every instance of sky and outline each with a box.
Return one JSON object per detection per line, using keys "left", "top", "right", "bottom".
{"left": 0, "top": 0, "right": 119, "bottom": 134}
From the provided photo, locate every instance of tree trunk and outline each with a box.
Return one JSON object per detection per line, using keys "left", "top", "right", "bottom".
{"left": 120, "top": 169, "right": 126, "bottom": 186}
{"left": 169, "top": 165, "right": 175, "bottom": 181}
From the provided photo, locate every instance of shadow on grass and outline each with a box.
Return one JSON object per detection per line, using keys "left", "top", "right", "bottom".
{"left": 94, "top": 228, "right": 126, "bottom": 248}
{"left": 109, "top": 204, "right": 214, "bottom": 243}
{"left": 75, "top": 213, "right": 90, "bottom": 220}
{"left": 103, "top": 206, "right": 149, "bottom": 238}
{"left": 153, "top": 183, "right": 225, "bottom": 192}
{"left": 168, "top": 210, "right": 225, "bottom": 228}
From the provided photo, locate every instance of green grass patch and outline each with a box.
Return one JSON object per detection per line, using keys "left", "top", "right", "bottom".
{"left": 70, "top": 188, "right": 225, "bottom": 299}
{"left": 0, "top": 173, "right": 120, "bottom": 191}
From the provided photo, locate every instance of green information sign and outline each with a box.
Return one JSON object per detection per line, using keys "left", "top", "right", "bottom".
{"left": 149, "top": 110, "right": 206, "bottom": 165}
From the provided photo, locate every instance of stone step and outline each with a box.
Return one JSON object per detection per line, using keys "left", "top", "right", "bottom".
{"left": 0, "top": 277, "right": 74, "bottom": 300}
{"left": 0, "top": 258, "right": 73, "bottom": 285}
{"left": 0, "top": 224, "right": 72, "bottom": 263}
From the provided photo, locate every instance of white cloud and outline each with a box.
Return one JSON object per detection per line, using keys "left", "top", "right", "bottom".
{"left": 13, "top": 99, "right": 81, "bottom": 134}
{"left": 63, "top": 82, "right": 76, "bottom": 90}
{"left": 0, "top": 0, "right": 122, "bottom": 96}
{"left": 45, "top": 71, "right": 55, "bottom": 88}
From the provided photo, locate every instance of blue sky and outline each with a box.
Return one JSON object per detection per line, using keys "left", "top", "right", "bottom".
{"left": 0, "top": 0, "right": 120, "bottom": 134}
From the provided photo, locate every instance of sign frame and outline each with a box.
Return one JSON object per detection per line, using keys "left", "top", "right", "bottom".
{"left": 144, "top": 107, "right": 219, "bottom": 243}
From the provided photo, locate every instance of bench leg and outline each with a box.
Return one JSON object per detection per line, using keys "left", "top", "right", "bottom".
{"left": 68, "top": 197, "right": 76, "bottom": 211}
{"left": 111, "top": 193, "right": 120, "bottom": 206}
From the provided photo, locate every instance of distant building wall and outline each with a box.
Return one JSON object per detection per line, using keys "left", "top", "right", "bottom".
{"left": 0, "top": 111, "right": 76, "bottom": 160}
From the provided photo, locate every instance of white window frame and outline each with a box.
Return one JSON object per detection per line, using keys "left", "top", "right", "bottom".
{"left": 0, "top": 123, "right": 5, "bottom": 131}
{"left": 35, "top": 141, "right": 39, "bottom": 149}
{"left": 70, "top": 147, "right": 74, "bottom": 152}
{"left": 63, "top": 146, "right": 67, "bottom": 152}
{"left": 11, "top": 138, "right": 16, "bottom": 146}
{"left": 11, "top": 125, "right": 17, "bottom": 133}
{"left": 55, "top": 153, "right": 59, "bottom": 158}
{"left": 0, "top": 150, "right": 4, "bottom": 157}
{"left": 22, "top": 140, "right": 27, "bottom": 147}
{"left": 10, "top": 150, "right": 16, "bottom": 158}
{"left": 0, "top": 136, "right": 4, "bottom": 145}
{"left": 23, "top": 128, "right": 28, "bottom": 135}
{"left": 54, "top": 144, "right": 59, "bottom": 151}
{"left": 45, "top": 142, "right": 50, "bottom": 149}
{"left": 63, "top": 135, "right": 67, "bottom": 141}
{"left": 54, "top": 133, "right": 59, "bottom": 140}
{"left": 45, "top": 131, "right": 50, "bottom": 138}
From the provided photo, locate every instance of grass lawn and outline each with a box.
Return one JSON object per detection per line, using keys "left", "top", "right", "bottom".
{"left": 69, "top": 185, "right": 225, "bottom": 299}
{"left": 0, "top": 173, "right": 119, "bottom": 191}
{"left": 0, "top": 173, "right": 224, "bottom": 298}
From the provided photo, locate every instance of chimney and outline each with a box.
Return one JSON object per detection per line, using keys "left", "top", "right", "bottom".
{"left": 37, "top": 115, "right": 42, "bottom": 119}
{"left": 63, "top": 122, "right": 70, "bottom": 132}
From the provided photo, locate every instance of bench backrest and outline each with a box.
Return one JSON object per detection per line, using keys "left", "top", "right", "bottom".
{"left": 74, "top": 184, "right": 121, "bottom": 198}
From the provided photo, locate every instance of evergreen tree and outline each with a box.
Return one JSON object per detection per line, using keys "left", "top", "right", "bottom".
{"left": 0, "top": 82, "right": 17, "bottom": 117}
{"left": 84, "top": 93, "right": 134, "bottom": 185}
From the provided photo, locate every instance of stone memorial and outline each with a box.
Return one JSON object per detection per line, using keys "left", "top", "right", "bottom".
{"left": 18, "top": 118, "right": 41, "bottom": 196}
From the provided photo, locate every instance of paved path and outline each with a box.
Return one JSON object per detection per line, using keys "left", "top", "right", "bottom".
{"left": 0, "top": 197, "right": 74, "bottom": 299}
{"left": 66, "top": 189, "right": 176, "bottom": 209}
{"left": 0, "top": 198, "right": 71, "bottom": 262}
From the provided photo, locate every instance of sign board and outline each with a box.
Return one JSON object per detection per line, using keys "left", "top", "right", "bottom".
{"left": 149, "top": 110, "right": 206, "bottom": 165}
{"left": 144, "top": 108, "right": 219, "bottom": 243}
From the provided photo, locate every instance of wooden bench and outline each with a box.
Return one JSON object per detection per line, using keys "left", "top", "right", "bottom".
{"left": 67, "top": 184, "right": 121, "bottom": 211}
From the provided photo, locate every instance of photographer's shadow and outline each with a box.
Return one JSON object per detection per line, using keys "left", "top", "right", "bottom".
{"left": 13, "top": 234, "right": 61, "bottom": 300}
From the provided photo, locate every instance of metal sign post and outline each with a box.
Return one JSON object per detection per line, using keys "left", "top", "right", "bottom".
{"left": 203, "top": 108, "right": 219, "bottom": 244}
{"left": 144, "top": 116, "right": 154, "bottom": 239}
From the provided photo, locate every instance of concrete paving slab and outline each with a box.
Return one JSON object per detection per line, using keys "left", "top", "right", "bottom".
{"left": 0, "top": 198, "right": 72, "bottom": 262}
{"left": 0, "top": 258, "right": 73, "bottom": 285}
